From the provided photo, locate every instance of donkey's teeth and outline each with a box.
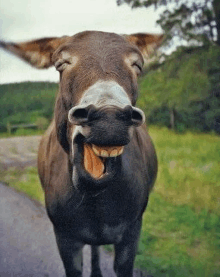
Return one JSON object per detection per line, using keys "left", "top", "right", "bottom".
{"left": 92, "top": 147, "right": 100, "bottom": 156}
{"left": 101, "top": 150, "right": 109, "bottom": 157}
{"left": 92, "top": 145, "right": 124, "bottom": 158}
{"left": 109, "top": 149, "right": 118, "bottom": 157}
{"left": 118, "top": 147, "right": 124, "bottom": 155}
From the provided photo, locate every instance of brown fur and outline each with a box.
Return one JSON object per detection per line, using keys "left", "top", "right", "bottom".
{"left": 124, "top": 33, "right": 164, "bottom": 56}
{"left": 0, "top": 31, "right": 160, "bottom": 277}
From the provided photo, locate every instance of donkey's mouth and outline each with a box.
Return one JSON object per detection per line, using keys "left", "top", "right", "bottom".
{"left": 83, "top": 144, "right": 124, "bottom": 179}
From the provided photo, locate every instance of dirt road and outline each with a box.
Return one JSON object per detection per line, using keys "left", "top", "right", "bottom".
{"left": 0, "top": 135, "right": 41, "bottom": 170}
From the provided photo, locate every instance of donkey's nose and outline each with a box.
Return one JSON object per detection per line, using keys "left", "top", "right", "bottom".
{"left": 68, "top": 104, "right": 145, "bottom": 127}
{"left": 68, "top": 104, "right": 145, "bottom": 126}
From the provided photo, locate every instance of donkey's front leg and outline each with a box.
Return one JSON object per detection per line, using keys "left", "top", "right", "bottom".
{"left": 55, "top": 231, "right": 84, "bottom": 277}
{"left": 91, "top": 245, "right": 103, "bottom": 277}
{"left": 114, "top": 219, "right": 142, "bottom": 277}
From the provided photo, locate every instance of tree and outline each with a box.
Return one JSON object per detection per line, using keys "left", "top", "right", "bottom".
{"left": 137, "top": 45, "right": 220, "bottom": 131}
{"left": 117, "top": 0, "right": 220, "bottom": 131}
{"left": 117, "top": 0, "right": 220, "bottom": 47}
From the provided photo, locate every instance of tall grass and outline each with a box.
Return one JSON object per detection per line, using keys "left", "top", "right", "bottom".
{"left": 136, "top": 126, "right": 220, "bottom": 276}
{"left": 151, "top": 127, "right": 220, "bottom": 214}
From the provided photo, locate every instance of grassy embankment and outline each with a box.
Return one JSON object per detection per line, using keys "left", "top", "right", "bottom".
{"left": 137, "top": 127, "right": 220, "bottom": 277}
{"left": 1, "top": 126, "right": 219, "bottom": 277}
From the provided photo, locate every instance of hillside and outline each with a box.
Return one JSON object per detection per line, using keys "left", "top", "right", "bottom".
{"left": 0, "top": 82, "right": 58, "bottom": 133}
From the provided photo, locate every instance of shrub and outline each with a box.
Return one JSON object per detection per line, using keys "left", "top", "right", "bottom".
{"left": 35, "top": 117, "right": 49, "bottom": 130}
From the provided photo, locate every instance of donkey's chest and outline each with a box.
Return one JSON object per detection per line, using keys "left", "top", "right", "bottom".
{"left": 54, "top": 194, "right": 132, "bottom": 244}
{"left": 74, "top": 199, "right": 130, "bottom": 244}
{"left": 78, "top": 220, "right": 128, "bottom": 245}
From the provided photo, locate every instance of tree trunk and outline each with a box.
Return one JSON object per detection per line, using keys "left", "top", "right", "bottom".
{"left": 213, "top": 0, "right": 220, "bottom": 46}
{"left": 169, "top": 108, "right": 175, "bottom": 130}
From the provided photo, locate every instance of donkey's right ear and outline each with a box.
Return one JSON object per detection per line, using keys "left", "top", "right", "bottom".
{"left": 0, "top": 36, "right": 70, "bottom": 69}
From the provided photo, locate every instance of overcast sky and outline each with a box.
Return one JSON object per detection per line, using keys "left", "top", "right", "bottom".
{"left": 0, "top": 0, "right": 161, "bottom": 84}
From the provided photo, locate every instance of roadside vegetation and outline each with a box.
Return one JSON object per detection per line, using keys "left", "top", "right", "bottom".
{"left": 138, "top": 45, "right": 220, "bottom": 134}
{"left": 137, "top": 126, "right": 220, "bottom": 277}
{"left": 0, "top": 82, "right": 57, "bottom": 134}
{"left": 0, "top": 167, "right": 44, "bottom": 204}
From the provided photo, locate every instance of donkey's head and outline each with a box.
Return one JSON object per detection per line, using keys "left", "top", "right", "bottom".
{"left": 1, "top": 31, "right": 162, "bottom": 180}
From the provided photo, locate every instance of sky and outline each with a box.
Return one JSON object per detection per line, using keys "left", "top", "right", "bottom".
{"left": 0, "top": 0, "right": 161, "bottom": 84}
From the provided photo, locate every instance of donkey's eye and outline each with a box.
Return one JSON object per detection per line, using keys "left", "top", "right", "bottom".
{"left": 132, "top": 63, "right": 142, "bottom": 76}
{"left": 55, "top": 60, "right": 70, "bottom": 72}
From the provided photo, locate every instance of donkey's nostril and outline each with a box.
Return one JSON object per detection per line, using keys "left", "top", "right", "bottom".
{"left": 68, "top": 107, "right": 88, "bottom": 125}
{"left": 73, "top": 108, "right": 88, "bottom": 120}
{"left": 68, "top": 104, "right": 96, "bottom": 125}
{"left": 131, "top": 107, "right": 145, "bottom": 126}
{"left": 116, "top": 105, "right": 145, "bottom": 126}
{"left": 132, "top": 109, "right": 142, "bottom": 122}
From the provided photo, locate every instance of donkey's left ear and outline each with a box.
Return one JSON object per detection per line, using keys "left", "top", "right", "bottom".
{"left": 0, "top": 36, "right": 70, "bottom": 69}
{"left": 124, "top": 33, "right": 164, "bottom": 59}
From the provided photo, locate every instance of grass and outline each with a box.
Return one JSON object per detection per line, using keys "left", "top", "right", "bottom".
{"left": 136, "top": 126, "right": 220, "bottom": 276}
{"left": 0, "top": 167, "right": 44, "bottom": 204}
{"left": 0, "top": 129, "right": 44, "bottom": 138}
{"left": 1, "top": 126, "right": 219, "bottom": 276}
{"left": 150, "top": 126, "right": 220, "bottom": 215}
{"left": 137, "top": 193, "right": 220, "bottom": 276}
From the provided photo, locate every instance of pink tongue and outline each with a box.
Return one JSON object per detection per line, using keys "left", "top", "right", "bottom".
{"left": 83, "top": 144, "right": 105, "bottom": 179}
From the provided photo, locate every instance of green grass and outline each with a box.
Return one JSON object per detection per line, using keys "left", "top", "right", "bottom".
{"left": 150, "top": 126, "right": 220, "bottom": 214}
{"left": 0, "top": 129, "right": 44, "bottom": 138}
{"left": 0, "top": 167, "right": 44, "bottom": 204}
{"left": 136, "top": 126, "right": 220, "bottom": 276}
{"left": 1, "top": 127, "right": 220, "bottom": 276}
{"left": 137, "top": 193, "right": 220, "bottom": 276}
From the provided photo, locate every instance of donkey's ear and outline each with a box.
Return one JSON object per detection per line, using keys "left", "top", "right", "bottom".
{"left": 124, "top": 33, "right": 164, "bottom": 60}
{"left": 0, "top": 36, "right": 69, "bottom": 69}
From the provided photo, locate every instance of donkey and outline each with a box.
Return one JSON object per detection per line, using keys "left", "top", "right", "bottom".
{"left": 0, "top": 31, "right": 161, "bottom": 276}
